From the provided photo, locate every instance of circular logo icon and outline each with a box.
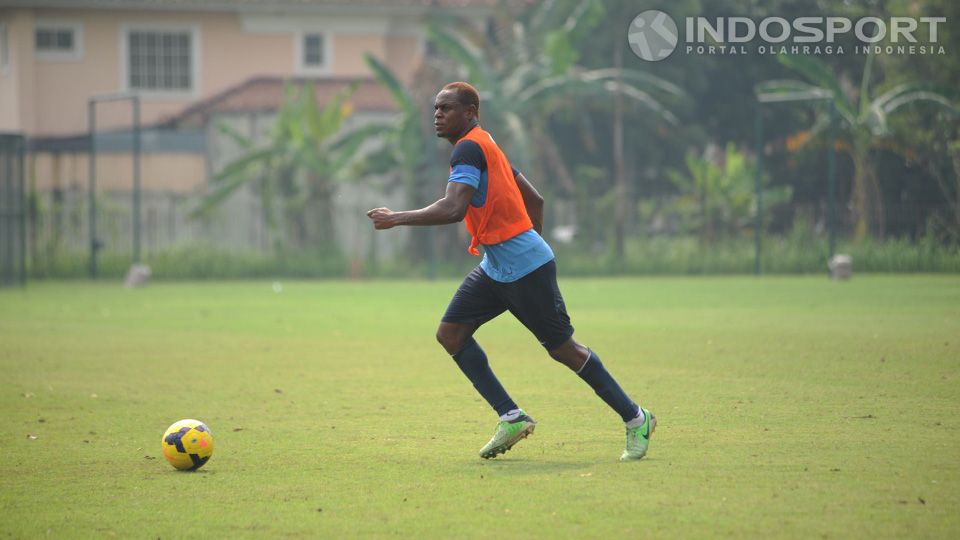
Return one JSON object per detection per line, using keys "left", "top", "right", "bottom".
{"left": 627, "top": 10, "right": 678, "bottom": 61}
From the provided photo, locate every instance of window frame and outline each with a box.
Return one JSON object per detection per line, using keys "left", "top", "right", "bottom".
{"left": 295, "top": 30, "right": 332, "bottom": 76}
{"left": 0, "top": 22, "right": 10, "bottom": 74}
{"left": 119, "top": 22, "right": 201, "bottom": 99}
{"left": 35, "top": 19, "right": 84, "bottom": 62}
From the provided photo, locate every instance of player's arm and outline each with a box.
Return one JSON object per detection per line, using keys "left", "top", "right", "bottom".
{"left": 514, "top": 170, "right": 544, "bottom": 235}
{"left": 367, "top": 182, "right": 475, "bottom": 230}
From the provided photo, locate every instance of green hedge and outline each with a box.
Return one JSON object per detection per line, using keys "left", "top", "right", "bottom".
{"left": 26, "top": 236, "right": 960, "bottom": 280}
{"left": 554, "top": 235, "right": 960, "bottom": 276}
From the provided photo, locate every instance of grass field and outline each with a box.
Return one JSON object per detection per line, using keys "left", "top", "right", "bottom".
{"left": 1, "top": 275, "right": 958, "bottom": 538}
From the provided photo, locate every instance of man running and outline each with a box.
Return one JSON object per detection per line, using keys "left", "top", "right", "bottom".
{"left": 367, "top": 82, "right": 655, "bottom": 461}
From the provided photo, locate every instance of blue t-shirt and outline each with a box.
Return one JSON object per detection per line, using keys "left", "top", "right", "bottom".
{"left": 448, "top": 138, "right": 554, "bottom": 283}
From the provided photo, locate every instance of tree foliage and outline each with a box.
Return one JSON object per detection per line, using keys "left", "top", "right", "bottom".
{"left": 194, "top": 82, "right": 379, "bottom": 251}
{"left": 758, "top": 53, "right": 958, "bottom": 239}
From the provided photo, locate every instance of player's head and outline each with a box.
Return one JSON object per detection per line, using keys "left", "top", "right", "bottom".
{"left": 434, "top": 82, "right": 480, "bottom": 141}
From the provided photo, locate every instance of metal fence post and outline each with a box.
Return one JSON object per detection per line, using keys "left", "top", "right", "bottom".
{"left": 827, "top": 102, "right": 837, "bottom": 260}
{"left": 755, "top": 88, "right": 835, "bottom": 276}
{"left": 754, "top": 105, "right": 764, "bottom": 276}
{"left": 88, "top": 99, "right": 98, "bottom": 278}
{"left": 1, "top": 136, "right": 10, "bottom": 284}
{"left": 18, "top": 136, "right": 26, "bottom": 286}
{"left": 87, "top": 93, "right": 142, "bottom": 276}
{"left": 132, "top": 95, "right": 142, "bottom": 264}
{"left": 0, "top": 134, "right": 28, "bottom": 286}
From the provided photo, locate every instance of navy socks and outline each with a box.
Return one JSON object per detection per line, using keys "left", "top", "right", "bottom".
{"left": 451, "top": 340, "right": 637, "bottom": 423}
{"left": 451, "top": 338, "right": 518, "bottom": 416}
{"left": 577, "top": 351, "right": 639, "bottom": 422}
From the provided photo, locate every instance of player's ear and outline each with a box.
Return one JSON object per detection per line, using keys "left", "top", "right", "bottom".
{"left": 467, "top": 104, "right": 478, "bottom": 119}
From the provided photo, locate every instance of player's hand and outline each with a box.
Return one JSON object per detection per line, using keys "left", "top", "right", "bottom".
{"left": 366, "top": 207, "right": 397, "bottom": 230}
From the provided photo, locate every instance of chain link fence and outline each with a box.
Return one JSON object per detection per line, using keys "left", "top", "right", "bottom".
{"left": 0, "top": 134, "right": 26, "bottom": 286}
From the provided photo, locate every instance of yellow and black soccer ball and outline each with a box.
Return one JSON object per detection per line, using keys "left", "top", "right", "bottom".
{"left": 161, "top": 419, "right": 214, "bottom": 471}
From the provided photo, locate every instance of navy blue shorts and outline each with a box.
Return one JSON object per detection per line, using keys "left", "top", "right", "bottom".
{"left": 441, "top": 260, "right": 574, "bottom": 350}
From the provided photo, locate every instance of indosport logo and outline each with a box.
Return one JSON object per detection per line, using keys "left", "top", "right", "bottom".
{"left": 627, "top": 12, "right": 947, "bottom": 60}
{"left": 628, "top": 10, "right": 679, "bottom": 61}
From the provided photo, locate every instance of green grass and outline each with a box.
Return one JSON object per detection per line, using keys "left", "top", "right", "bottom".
{"left": 1, "top": 276, "right": 958, "bottom": 538}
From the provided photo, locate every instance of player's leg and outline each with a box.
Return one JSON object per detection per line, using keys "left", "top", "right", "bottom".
{"left": 440, "top": 267, "right": 536, "bottom": 458}
{"left": 436, "top": 320, "right": 516, "bottom": 416}
{"left": 548, "top": 337, "right": 640, "bottom": 424}
{"left": 505, "top": 260, "right": 655, "bottom": 460}
{"left": 549, "top": 337, "right": 655, "bottom": 460}
{"left": 438, "top": 268, "right": 514, "bottom": 416}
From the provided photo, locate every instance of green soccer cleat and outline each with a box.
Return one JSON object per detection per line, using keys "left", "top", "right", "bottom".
{"left": 479, "top": 412, "right": 536, "bottom": 459}
{"left": 621, "top": 408, "right": 656, "bottom": 461}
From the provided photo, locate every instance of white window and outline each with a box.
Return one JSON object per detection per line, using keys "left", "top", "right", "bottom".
{"left": 304, "top": 34, "right": 324, "bottom": 66}
{"left": 122, "top": 24, "right": 199, "bottom": 96}
{"left": 0, "top": 23, "right": 9, "bottom": 73}
{"left": 297, "top": 32, "right": 330, "bottom": 74}
{"left": 35, "top": 20, "right": 84, "bottom": 61}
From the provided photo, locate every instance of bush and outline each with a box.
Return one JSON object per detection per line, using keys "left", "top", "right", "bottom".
{"left": 29, "top": 244, "right": 351, "bottom": 280}
{"left": 27, "top": 235, "right": 960, "bottom": 281}
{"left": 551, "top": 233, "right": 960, "bottom": 276}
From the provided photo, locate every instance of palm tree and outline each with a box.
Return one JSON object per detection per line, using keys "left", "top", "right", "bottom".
{"left": 757, "top": 53, "right": 957, "bottom": 239}
{"left": 430, "top": 9, "right": 681, "bottom": 164}
{"left": 359, "top": 53, "right": 453, "bottom": 269}
{"left": 427, "top": 0, "right": 684, "bottom": 254}
{"left": 362, "top": 54, "right": 433, "bottom": 216}
{"left": 193, "top": 82, "right": 381, "bottom": 251}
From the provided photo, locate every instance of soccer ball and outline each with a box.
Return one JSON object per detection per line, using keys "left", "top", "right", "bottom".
{"left": 161, "top": 419, "right": 214, "bottom": 470}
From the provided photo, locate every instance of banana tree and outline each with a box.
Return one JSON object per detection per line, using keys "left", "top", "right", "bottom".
{"left": 428, "top": 4, "right": 682, "bottom": 172}
{"left": 427, "top": 0, "right": 684, "bottom": 259}
{"left": 360, "top": 53, "right": 452, "bottom": 265}
{"left": 666, "top": 143, "right": 792, "bottom": 243}
{"left": 757, "top": 52, "right": 957, "bottom": 239}
{"left": 193, "top": 82, "right": 382, "bottom": 251}
{"left": 362, "top": 54, "right": 433, "bottom": 210}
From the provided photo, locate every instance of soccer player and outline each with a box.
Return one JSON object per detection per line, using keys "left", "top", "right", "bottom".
{"left": 367, "top": 82, "right": 655, "bottom": 461}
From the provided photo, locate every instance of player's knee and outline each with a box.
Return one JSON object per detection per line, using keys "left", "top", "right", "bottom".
{"left": 435, "top": 327, "right": 450, "bottom": 348}
{"left": 548, "top": 348, "right": 578, "bottom": 370}
{"left": 548, "top": 339, "right": 589, "bottom": 371}
{"left": 436, "top": 326, "right": 464, "bottom": 354}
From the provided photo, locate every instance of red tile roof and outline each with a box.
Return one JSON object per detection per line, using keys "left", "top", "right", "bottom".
{"left": 1, "top": 0, "right": 496, "bottom": 11}
{"left": 160, "top": 76, "right": 397, "bottom": 127}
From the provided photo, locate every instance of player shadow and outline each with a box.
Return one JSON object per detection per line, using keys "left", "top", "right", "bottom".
{"left": 472, "top": 458, "right": 608, "bottom": 475}
{"left": 164, "top": 468, "right": 215, "bottom": 474}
